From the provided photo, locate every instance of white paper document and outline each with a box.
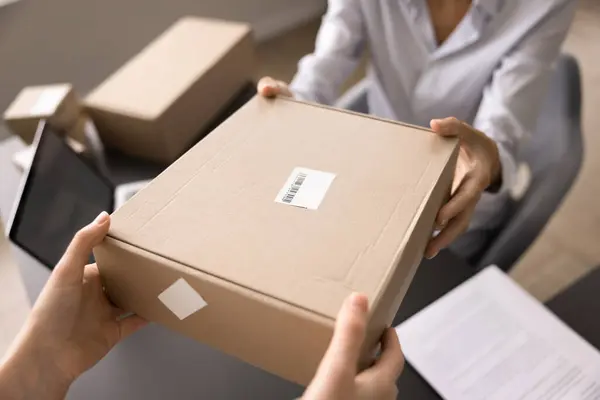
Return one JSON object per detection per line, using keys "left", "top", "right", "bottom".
{"left": 396, "top": 267, "right": 600, "bottom": 400}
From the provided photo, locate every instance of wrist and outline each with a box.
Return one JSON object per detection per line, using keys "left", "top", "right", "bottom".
{"left": 0, "top": 328, "right": 73, "bottom": 400}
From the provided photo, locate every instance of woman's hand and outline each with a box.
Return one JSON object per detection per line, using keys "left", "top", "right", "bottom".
{"left": 303, "top": 294, "right": 404, "bottom": 400}
{"left": 426, "top": 117, "right": 501, "bottom": 259}
{"left": 0, "top": 212, "right": 146, "bottom": 400}
{"left": 257, "top": 76, "right": 293, "bottom": 98}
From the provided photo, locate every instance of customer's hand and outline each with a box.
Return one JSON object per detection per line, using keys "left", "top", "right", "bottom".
{"left": 0, "top": 212, "right": 146, "bottom": 400}
{"left": 425, "top": 117, "right": 501, "bottom": 259}
{"left": 303, "top": 294, "right": 404, "bottom": 400}
{"left": 257, "top": 76, "right": 293, "bottom": 98}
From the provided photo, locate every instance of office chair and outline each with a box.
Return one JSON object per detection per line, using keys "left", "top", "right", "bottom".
{"left": 335, "top": 54, "right": 584, "bottom": 272}
{"left": 475, "top": 54, "right": 584, "bottom": 271}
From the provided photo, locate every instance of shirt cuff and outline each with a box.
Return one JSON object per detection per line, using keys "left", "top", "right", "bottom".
{"left": 492, "top": 143, "right": 519, "bottom": 196}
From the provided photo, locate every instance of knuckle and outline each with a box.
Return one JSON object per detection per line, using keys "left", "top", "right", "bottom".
{"left": 73, "top": 226, "right": 90, "bottom": 245}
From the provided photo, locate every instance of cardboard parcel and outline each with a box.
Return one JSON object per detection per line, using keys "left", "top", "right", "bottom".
{"left": 84, "top": 16, "right": 255, "bottom": 163}
{"left": 94, "top": 96, "right": 459, "bottom": 385}
{"left": 3, "top": 84, "right": 81, "bottom": 143}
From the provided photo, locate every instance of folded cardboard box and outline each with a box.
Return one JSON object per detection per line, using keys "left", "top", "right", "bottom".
{"left": 3, "top": 84, "right": 81, "bottom": 143}
{"left": 94, "top": 96, "right": 459, "bottom": 385}
{"left": 84, "top": 16, "right": 255, "bottom": 164}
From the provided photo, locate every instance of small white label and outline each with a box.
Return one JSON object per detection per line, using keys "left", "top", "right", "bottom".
{"left": 275, "top": 167, "right": 336, "bottom": 210}
{"left": 158, "top": 278, "right": 207, "bottom": 320}
{"left": 30, "top": 87, "right": 68, "bottom": 115}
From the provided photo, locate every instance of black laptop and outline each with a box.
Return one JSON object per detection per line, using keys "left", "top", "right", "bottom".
{"left": 6, "top": 121, "right": 148, "bottom": 269}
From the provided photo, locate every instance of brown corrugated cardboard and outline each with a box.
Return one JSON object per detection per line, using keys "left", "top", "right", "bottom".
{"left": 3, "top": 84, "right": 81, "bottom": 143}
{"left": 84, "top": 17, "right": 256, "bottom": 164}
{"left": 94, "top": 96, "right": 459, "bottom": 385}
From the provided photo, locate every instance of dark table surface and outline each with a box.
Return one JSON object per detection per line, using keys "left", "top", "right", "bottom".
{"left": 546, "top": 267, "right": 600, "bottom": 350}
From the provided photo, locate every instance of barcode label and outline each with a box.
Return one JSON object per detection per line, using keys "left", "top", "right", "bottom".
{"left": 275, "top": 167, "right": 336, "bottom": 210}
{"left": 281, "top": 172, "right": 308, "bottom": 203}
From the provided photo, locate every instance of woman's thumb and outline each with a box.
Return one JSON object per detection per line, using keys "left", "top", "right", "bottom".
{"left": 52, "top": 212, "right": 110, "bottom": 283}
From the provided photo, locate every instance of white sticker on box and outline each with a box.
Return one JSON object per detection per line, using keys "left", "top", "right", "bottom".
{"left": 30, "top": 87, "right": 68, "bottom": 115}
{"left": 275, "top": 167, "right": 336, "bottom": 210}
{"left": 158, "top": 278, "right": 207, "bottom": 320}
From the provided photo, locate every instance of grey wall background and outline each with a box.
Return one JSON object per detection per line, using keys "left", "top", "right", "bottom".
{"left": 0, "top": 0, "right": 326, "bottom": 140}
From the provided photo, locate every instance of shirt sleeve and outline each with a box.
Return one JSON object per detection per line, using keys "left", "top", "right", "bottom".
{"left": 472, "top": 0, "right": 576, "bottom": 195}
{"left": 289, "top": 0, "right": 365, "bottom": 105}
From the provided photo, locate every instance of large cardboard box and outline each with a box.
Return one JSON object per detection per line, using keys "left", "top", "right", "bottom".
{"left": 3, "top": 84, "right": 81, "bottom": 143}
{"left": 94, "top": 96, "right": 459, "bottom": 385}
{"left": 84, "top": 17, "right": 255, "bottom": 164}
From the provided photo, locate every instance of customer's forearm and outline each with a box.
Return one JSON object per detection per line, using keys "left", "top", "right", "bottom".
{"left": 0, "top": 333, "right": 72, "bottom": 400}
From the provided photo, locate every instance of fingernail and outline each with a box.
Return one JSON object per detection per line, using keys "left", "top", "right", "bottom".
{"left": 425, "top": 250, "right": 439, "bottom": 260}
{"left": 349, "top": 293, "right": 368, "bottom": 312}
{"left": 94, "top": 211, "right": 109, "bottom": 225}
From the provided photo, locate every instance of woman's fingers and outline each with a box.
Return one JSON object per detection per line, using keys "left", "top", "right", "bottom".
{"left": 436, "top": 175, "right": 482, "bottom": 226}
{"left": 257, "top": 76, "right": 292, "bottom": 97}
{"left": 315, "top": 293, "right": 369, "bottom": 380}
{"left": 430, "top": 117, "right": 462, "bottom": 138}
{"left": 426, "top": 204, "right": 476, "bottom": 259}
{"left": 365, "top": 328, "right": 404, "bottom": 381}
{"left": 53, "top": 212, "right": 110, "bottom": 284}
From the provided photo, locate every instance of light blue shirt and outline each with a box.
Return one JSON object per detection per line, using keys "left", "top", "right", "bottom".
{"left": 290, "top": 0, "right": 576, "bottom": 231}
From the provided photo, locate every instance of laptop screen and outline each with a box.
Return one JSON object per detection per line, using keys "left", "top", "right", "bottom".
{"left": 8, "top": 123, "right": 114, "bottom": 269}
